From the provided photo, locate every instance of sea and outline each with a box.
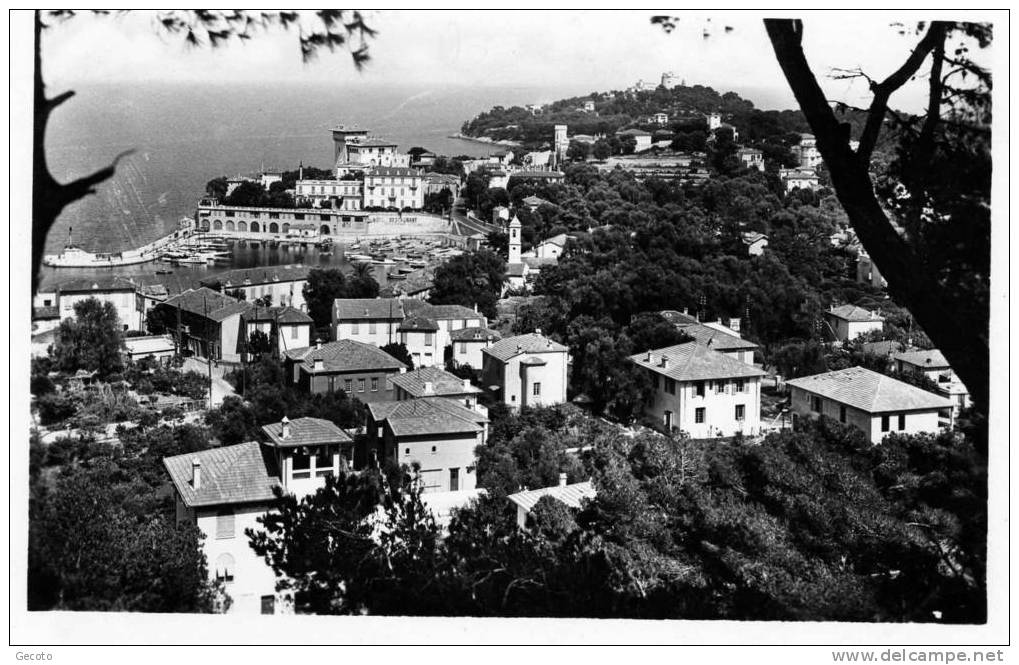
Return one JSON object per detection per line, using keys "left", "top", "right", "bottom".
{"left": 38, "top": 81, "right": 591, "bottom": 292}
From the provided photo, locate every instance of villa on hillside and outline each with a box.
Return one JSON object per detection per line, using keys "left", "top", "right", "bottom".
{"left": 823, "top": 304, "right": 885, "bottom": 342}
{"left": 787, "top": 366, "right": 954, "bottom": 443}
{"left": 481, "top": 330, "right": 570, "bottom": 409}
{"left": 283, "top": 338, "right": 407, "bottom": 399}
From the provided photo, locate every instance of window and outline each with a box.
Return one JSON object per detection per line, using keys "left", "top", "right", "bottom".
{"left": 650, "top": 372, "right": 659, "bottom": 390}
{"left": 371, "top": 377, "right": 379, "bottom": 392}
{"left": 839, "top": 405, "right": 847, "bottom": 423}
{"left": 735, "top": 404, "right": 745, "bottom": 421}
{"left": 290, "top": 325, "right": 299, "bottom": 340}
{"left": 214, "top": 554, "right": 235, "bottom": 582}
{"left": 663, "top": 410, "right": 673, "bottom": 429}
{"left": 715, "top": 380, "right": 726, "bottom": 394}
{"left": 533, "top": 382, "right": 541, "bottom": 396}
{"left": 292, "top": 451, "right": 311, "bottom": 479}
{"left": 695, "top": 407, "right": 706, "bottom": 424}
{"left": 261, "top": 595, "right": 275, "bottom": 614}
{"left": 216, "top": 510, "right": 235, "bottom": 539}
{"left": 881, "top": 415, "right": 890, "bottom": 432}
{"left": 811, "top": 395, "right": 823, "bottom": 412}
{"left": 351, "top": 322, "right": 360, "bottom": 335}
{"left": 695, "top": 381, "right": 705, "bottom": 397}
{"left": 320, "top": 214, "right": 330, "bottom": 221}
{"left": 358, "top": 379, "right": 366, "bottom": 392}
{"left": 369, "top": 321, "right": 377, "bottom": 334}
{"left": 735, "top": 379, "right": 745, "bottom": 393}
{"left": 665, "top": 378, "right": 676, "bottom": 395}
{"left": 405, "top": 448, "right": 410, "bottom": 455}
{"left": 344, "top": 379, "right": 353, "bottom": 393}
{"left": 449, "top": 468, "right": 460, "bottom": 492}
{"left": 898, "top": 413, "right": 906, "bottom": 430}
{"left": 425, "top": 332, "right": 434, "bottom": 346}
{"left": 431, "top": 446, "right": 437, "bottom": 453}
{"left": 315, "top": 447, "right": 333, "bottom": 471}
{"left": 459, "top": 342, "right": 467, "bottom": 354}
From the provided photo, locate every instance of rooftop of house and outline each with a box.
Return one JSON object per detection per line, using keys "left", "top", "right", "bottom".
{"left": 510, "top": 170, "right": 565, "bottom": 180}
{"left": 859, "top": 340, "right": 905, "bottom": 357}
{"left": 742, "top": 231, "right": 768, "bottom": 244}
{"left": 352, "top": 138, "right": 399, "bottom": 148}
{"left": 200, "top": 265, "right": 312, "bottom": 288}
{"left": 892, "top": 349, "right": 950, "bottom": 370}
{"left": 483, "top": 331, "right": 569, "bottom": 362}
{"left": 368, "top": 396, "right": 487, "bottom": 437}
{"left": 450, "top": 326, "right": 502, "bottom": 342}
{"left": 539, "top": 233, "right": 570, "bottom": 248}
{"left": 827, "top": 304, "right": 885, "bottom": 322}
{"left": 658, "top": 310, "right": 758, "bottom": 352}
{"left": 630, "top": 342, "right": 766, "bottom": 382}
{"left": 124, "top": 335, "right": 175, "bottom": 355}
{"left": 506, "top": 262, "right": 527, "bottom": 277}
{"left": 285, "top": 338, "right": 407, "bottom": 373}
{"left": 334, "top": 298, "right": 406, "bottom": 321}
{"left": 398, "top": 315, "right": 440, "bottom": 332}
{"left": 522, "top": 257, "right": 558, "bottom": 269}
{"left": 261, "top": 417, "right": 352, "bottom": 448}
{"left": 57, "top": 276, "right": 138, "bottom": 293}
{"left": 521, "top": 195, "right": 553, "bottom": 207}
{"left": 163, "top": 287, "right": 252, "bottom": 322}
{"left": 390, "top": 366, "right": 482, "bottom": 398}
{"left": 163, "top": 441, "right": 281, "bottom": 508}
{"left": 616, "top": 129, "right": 652, "bottom": 137}
{"left": 402, "top": 299, "right": 483, "bottom": 322}
{"left": 243, "top": 305, "right": 314, "bottom": 325}
{"left": 787, "top": 366, "right": 953, "bottom": 413}
{"left": 508, "top": 480, "right": 596, "bottom": 513}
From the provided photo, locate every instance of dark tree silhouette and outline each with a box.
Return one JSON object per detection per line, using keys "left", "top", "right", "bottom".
{"left": 32, "top": 10, "right": 377, "bottom": 293}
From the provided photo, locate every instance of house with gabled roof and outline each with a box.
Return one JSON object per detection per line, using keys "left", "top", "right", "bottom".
{"left": 242, "top": 305, "right": 314, "bottom": 359}
{"left": 507, "top": 474, "right": 597, "bottom": 530}
{"left": 741, "top": 231, "right": 768, "bottom": 256}
{"left": 659, "top": 310, "right": 759, "bottom": 366}
{"left": 200, "top": 264, "right": 313, "bottom": 310}
{"left": 787, "top": 366, "right": 954, "bottom": 443}
{"left": 450, "top": 326, "right": 502, "bottom": 371}
{"left": 283, "top": 338, "right": 407, "bottom": 399}
{"left": 390, "top": 366, "right": 484, "bottom": 411}
{"left": 158, "top": 287, "right": 253, "bottom": 363}
{"left": 366, "top": 397, "right": 489, "bottom": 493}
{"left": 56, "top": 276, "right": 143, "bottom": 331}
{"left": 164, "top": 416, "right": 352, "bottom": 614}
{"left": 332, "top": 297, "right": 406, "bottom": 346}
{"left": 630, "top": 342, "right": 766, "bottom": 437}
{"left": 893, "top": 349, "right": 971, "bottom": 415}
{"left": 824, "top": 304, "right": 885, "bottom": 342}
{"left": 481, "top": 330, "right": 569, "bottom": 409}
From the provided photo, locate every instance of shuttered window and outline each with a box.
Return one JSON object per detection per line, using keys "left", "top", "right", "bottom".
{"left": 216, "top": 510, "right": 235, "bottom": 540}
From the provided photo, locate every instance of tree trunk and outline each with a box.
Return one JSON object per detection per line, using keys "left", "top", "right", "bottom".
{"left": 764, "top": 19, "right": 988, "bottom": 413}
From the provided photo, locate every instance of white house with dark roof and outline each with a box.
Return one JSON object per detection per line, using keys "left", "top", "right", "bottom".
{"left": 630, "top": 342, "right": 766, "bottom": 438}
{"left": 56, "top": 276, "right": 142, "bottom": 331}
{"left": 398, "top": 315, "right": 442, "bottom": 367}
{"left": 402, "top": 299, "right": 487, "bottom": 352}
{"left": 481, "top": 331, "right": 569, "bottom": 409}
{"left": 893, "top": 349, "right": 971, "bottom": 415}
{"left": 741, "top": 231, "right": 768, "bottom": 256}
{"left": 242, "top": 305, "right": 314, "bottom": 359}
{"left": 201, "top": 265, "right": 313, "bottom": 310}
{"left": 451, "top": 326, "right": 502, "bottom": 370}
{"left": 787, "top": 366, "right": 954, "bottom": 443}
{"left": 507, "top": 474, "right": 596, "bottom": 530}
{"left": 534, "top": 233, "right": 570, "bottom": 260}
{"left": 615, "top": 128, "right": 653, "bottom": 152}
{"left": 333, "top": 297, "right": 406, "bottom": 346}
{"left": 283, "top": 338, "right": 407, "bottom": 399}
{"left": 824, "top": 304, "right": 885, "bottom": 342}
{"left": 737, "top": 148, "right": 765, "bottom": 172}
{"left": 367, "top": 397, "right": 489, "bottom": 493}
{"left": 163, "top": 417, "right": 352, "bottom": 614}
{"left": 158, "top": 287, "right": 253, "bottom": 363}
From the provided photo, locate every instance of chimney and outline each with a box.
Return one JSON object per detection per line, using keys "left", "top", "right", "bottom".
{"left": 423, "top": 381, "right": 434, "bottom": 395}
{"left": 559, "top": 472, "right": 567, "bottom": 487}
{"left": 281, "top": 416, "right": 291, "bottom": 439}
{"left": 516, "top": 343, "right": 523, "bottom": 354}
{"left": 645, "top": 350, "right": 652, "bottom": 362}
{"left": 315, "top": 337, "right": 322, "bottom": 350}
{"left": 314, "top": 358, "right": 324, "bottom": 372}
{"left": 473, "top": 303, "right": 478, "bottom": 313}
{"left": 462, "top": 378, "right": 472, "bottom": 391}
{"left": 660, "top": 356, "right": 669, "bottom": 369}
{"left": 535, "top": 328, "right": 542, "bottom": 336}
{"left": 191, "top": 458, "right": 202, "bottom": 490}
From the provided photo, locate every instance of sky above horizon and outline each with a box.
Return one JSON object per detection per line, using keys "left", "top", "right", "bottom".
{"left": 39, "top": 10, "right": 994, "bottom": 112}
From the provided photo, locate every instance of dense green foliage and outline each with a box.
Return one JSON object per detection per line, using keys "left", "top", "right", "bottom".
{"left": 28, "top": 423, "right": 221, "bottom": 612}
{"left": 428, "top": 249, "right": 506, "bottom": 320}
{"left": 302, "top": 267, "right": 380, "bottom": 330}
{"left": 50, "top": 298, "right": 127, "bottom": 377}
{"left": 246, "top": 406, "right": 985, "bottom": 621}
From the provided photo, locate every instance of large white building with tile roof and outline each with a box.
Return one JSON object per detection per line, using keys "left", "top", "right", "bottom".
{"left": 630, "top": 342, "right": 766, "bottom": 438}
{"left": 481, "top": 331, "right": 570, "bottom": 409}
{"left": 163, "top": 417, "right": 353, "bottom": 614}
{"left": 283, "top": 338, "right": 407, "bottom": 399}
{"left": 787, "top": 366, "right": 954, "bottom": 444}
{"left": 390, "top": 366, "right": 484, "bottom": 411}
{"left": 823, "top": 304, "right": 885, "bottom": 342}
